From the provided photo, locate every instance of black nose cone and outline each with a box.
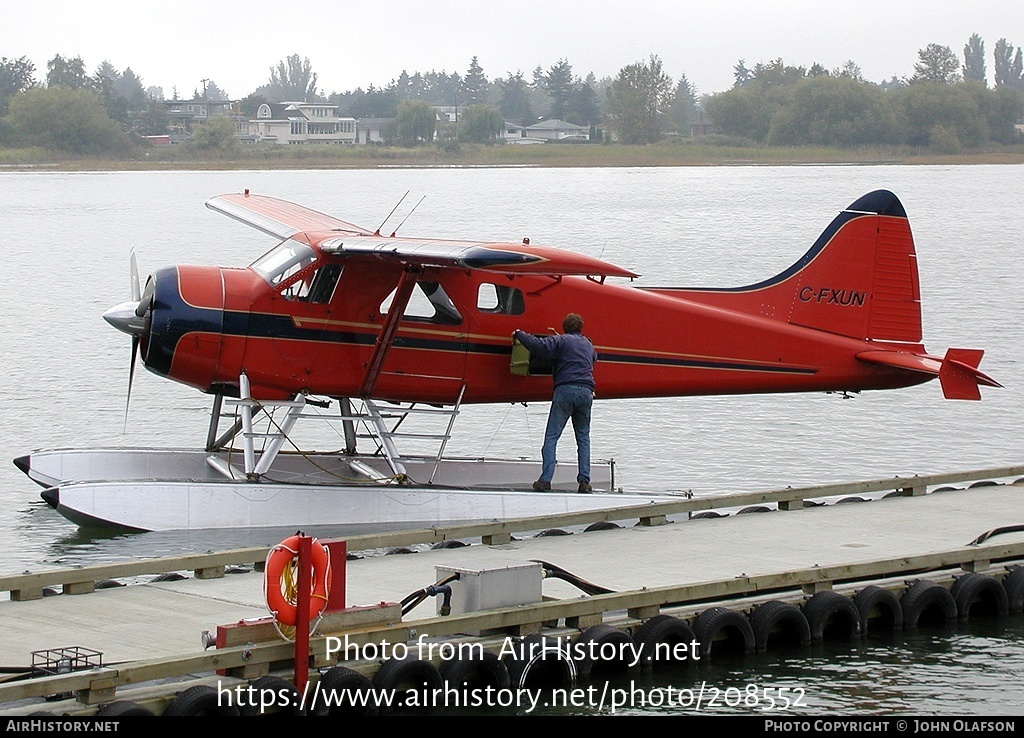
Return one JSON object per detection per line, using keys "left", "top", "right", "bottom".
{"left": 41, "top": 487, "right": 59, "bottom": 508}
{"left": 13, "top": 455, "right": 30, "bottom": 475}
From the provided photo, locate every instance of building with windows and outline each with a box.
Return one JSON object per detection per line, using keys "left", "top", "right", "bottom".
{"left": 250, "top": 102, "right": 356, "bottom": 144}
{"left": 161, "top": 99, "right": 244, "bottom": 143}
{"left": 523, "top": 119, "right": 590, "bottom": 141}
{"left": 355, "top": 118, "right": 393, "bottom": 144}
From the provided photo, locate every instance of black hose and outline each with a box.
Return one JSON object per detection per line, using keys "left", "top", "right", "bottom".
{"left": 968, "top": 524, "right": 1024, "bottom": 546}
{"left": 400, "top": 573, "right": 460, "bottom": 615}
{"left": 531, "top": 559, "right": 614, "bottom": 595}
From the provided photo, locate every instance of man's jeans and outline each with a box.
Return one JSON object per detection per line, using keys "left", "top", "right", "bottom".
{"left": 540, "top": 383, "right": 593, "bottom": 483}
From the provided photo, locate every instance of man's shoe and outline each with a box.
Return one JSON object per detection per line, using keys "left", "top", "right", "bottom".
{"left": 578, "top": 481, "right": 593, "bottom": 493}
{"left": 532, "top": 480, "right": 551, "bottom": 491}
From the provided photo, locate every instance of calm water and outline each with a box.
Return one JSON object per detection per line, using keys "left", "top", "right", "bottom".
{"left": 1, "top": 165, "right": 1022, "bottom": 713}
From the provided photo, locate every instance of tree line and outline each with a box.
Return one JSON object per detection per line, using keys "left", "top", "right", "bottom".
{"left": 0, "top": 34, "right": 1022, "bottom": 155}
{"left": 707, "top": 37, "right": 1024, "bottom": 151}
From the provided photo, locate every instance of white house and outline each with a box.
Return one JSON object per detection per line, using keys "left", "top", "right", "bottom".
{"left": 501, "top": 121, "right": 546, "bottom": 145}
{"left": 524, "top": 119, "right": 590, "bottom": 141}
{"left": 250, "top": 102, "right": 356, "bottom": 145}
{"left": 355, "top": 118, "right": 393, "bottom": 144}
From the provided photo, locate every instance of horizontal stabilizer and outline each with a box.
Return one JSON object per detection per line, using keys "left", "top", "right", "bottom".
{"left": 857, "top": 348, "right": 1001, "bottom": 400}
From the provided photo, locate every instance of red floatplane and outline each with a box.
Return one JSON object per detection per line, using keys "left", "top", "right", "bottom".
{"left": 15, "top": 189, "right": 999, "bottom": 531}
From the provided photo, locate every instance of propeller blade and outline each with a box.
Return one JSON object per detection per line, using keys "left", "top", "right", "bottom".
{"left": 124, "top": 335, "right": 139, "bottom": 431}
{"left": 130, "top": 248, "right": 141, "bottom": 302}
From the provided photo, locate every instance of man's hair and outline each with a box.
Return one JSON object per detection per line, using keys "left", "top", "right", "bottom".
{"left": 563, "top": 313, "right": 584, "bottom": 333}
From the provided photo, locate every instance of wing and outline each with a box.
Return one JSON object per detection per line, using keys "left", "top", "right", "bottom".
{"left": 206, "top": 192, "right": 370, "bottom": 239}
{"left": 209, "top": 192, "right": 638, "bottom": 278}
{"left": 320, "top": 235, "right": 639, "bottom": 278}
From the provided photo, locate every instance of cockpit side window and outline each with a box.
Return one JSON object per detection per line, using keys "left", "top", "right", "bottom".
{"left": 380, "top": 280, "right": 463, "bottom": 325}
{"left": 304, "top": 263, "right": 343, "bottom": 303}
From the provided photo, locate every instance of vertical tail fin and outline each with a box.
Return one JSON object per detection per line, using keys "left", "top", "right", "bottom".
{"left": 656, "top": 190, "right": 922, "bottom": 343}
{"left": 785, "top": 190, "right": 921, "bottom": 342}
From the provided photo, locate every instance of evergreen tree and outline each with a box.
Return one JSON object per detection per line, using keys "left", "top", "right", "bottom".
{"left": 497, "top": 71, "right": 534, "bottom": 126}
{"left": 670, "top": 73, "right": 698, "bottom": 129}
{"left": 544, "top": 59, "right": 574, "bottom": 120}
{"left": 463, "top": 56, "right": 488, "bottom": 105}
{"left": 733, "top": 59, "right": 751, "bottom": 88}
{"left": 117, "top": 68, "right": 148, "bottom": 110}
{"left": 198, "top": 80, "right": 229, "bottom": 102}
{"left": 565, "top": 75, "right": 600, "bottom": 126}
{"left": 993, "top": 39, "right": 1024, "bottom": 90}
{"left": 94, "top": 60, "right": 119, "bottom": 87}
{"left": 963, "top": 34, "right": 987, "bottom": 86}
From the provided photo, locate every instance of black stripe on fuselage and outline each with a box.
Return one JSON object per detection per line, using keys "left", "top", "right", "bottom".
{"left": 177, "top": 308, "right": 816, "bottom": 376}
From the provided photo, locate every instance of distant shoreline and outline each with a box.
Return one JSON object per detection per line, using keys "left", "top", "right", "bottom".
{"left": 2, "top": 142, "right": 1023, "bottom": 171}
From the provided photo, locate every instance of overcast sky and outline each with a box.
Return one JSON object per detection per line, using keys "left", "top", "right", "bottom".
{"left": 2, "top": 1, "right": 1021, "bottom": 99}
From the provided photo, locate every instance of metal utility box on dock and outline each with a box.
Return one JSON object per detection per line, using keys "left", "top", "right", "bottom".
{"left": 436, "top": 560, "right": 543, "bottom": 619}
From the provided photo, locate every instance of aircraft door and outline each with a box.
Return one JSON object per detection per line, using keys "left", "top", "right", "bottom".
{"left": 374, "top": 274, "right": 470, "bottom": 403}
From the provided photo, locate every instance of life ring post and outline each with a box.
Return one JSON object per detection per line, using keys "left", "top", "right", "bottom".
{"left": 323, "top": 539, "right": 347, "bottom": 612}
{"left": 294, "top": 534, "right": 312, "bottom": 698}
{"left": 263, "top": 533, "right": 335, "bottom": 703}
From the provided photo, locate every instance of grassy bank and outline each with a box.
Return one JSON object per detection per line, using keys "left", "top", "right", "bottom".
{"left": 2, "top": 139, "right": 1024, "bottom": 170}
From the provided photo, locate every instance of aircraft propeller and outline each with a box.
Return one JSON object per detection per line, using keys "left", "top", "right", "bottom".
{"left": 103, "top": 249, "right": 153, "bottom": 428}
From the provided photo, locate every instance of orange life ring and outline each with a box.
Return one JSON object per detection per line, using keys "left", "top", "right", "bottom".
{"left": 264, "top": 535, "right": 332, "bottom": 627}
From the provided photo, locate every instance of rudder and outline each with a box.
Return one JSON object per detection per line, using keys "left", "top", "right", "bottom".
{"left": 786, "top": 190, "right": 921, "bottom": 343}
{"left": 652, "top": 190, "right": 922, "bottom": 343}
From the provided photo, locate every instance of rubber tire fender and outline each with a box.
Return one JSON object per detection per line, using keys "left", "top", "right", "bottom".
{"left": 854, "top": 585, "right": 904, "bottom": 633}
{"left": 372, "top": 654, "right": 444, "bottom": 709}
{"left": 1003, "top": 566, "right": 1024, "bottom": 614}
{"left": 95, "top": 701, "right": 154, "bottom": 717}
{"left": 950, "top": 573, "right": 1008, "bottom": 621}
{"left": 162, "top": 685, "right": 241, "bottom": 716}
{"left": 439, "top": 649, "right": 511, "bottom": 690}
{"left": 501, "top": 634, "right": 577, "bottom": 691}
{"left": 693, "top": 607, "right": 754, "bottom": 658}
{"left": 572, "top": 624, "right": 636, "bottom": 681}
{"left": 313, "top": 666, "right": 375, "bottom": 716}
{"left": 750, "top": 600, "right": 810, "bottom": 651}
{"left": 901, "top": 580, "right": 957, "bottom": 628}
{"left": 803, "top": 591, "right": 861, "bottom": 642}
{"left": 632, "top": 614, "right": 698, "bottom": 670}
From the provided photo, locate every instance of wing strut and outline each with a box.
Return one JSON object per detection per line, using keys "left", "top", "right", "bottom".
{"left": 359, "top": 266, "right": 421, "bottom": 398}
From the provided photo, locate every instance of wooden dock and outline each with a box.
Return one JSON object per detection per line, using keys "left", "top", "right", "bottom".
{"left": 0, "top": 466, "right": 1022, "bottom": 716}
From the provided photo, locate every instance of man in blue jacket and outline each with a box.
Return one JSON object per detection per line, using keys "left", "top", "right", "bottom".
{"left": 513, "top": 313, "right": 597, "bottom": 493}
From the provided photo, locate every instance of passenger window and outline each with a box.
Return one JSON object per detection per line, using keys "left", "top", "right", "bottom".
{"left": 477, "top": 283, "right": 525, "bottom": 315}
{"left": 380, "top": 281, "right": 462, "bottom": 325}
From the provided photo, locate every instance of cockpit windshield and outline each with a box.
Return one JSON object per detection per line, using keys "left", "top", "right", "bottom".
{"left": 251, "top": 239, "right": 316, "bottom": 285}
